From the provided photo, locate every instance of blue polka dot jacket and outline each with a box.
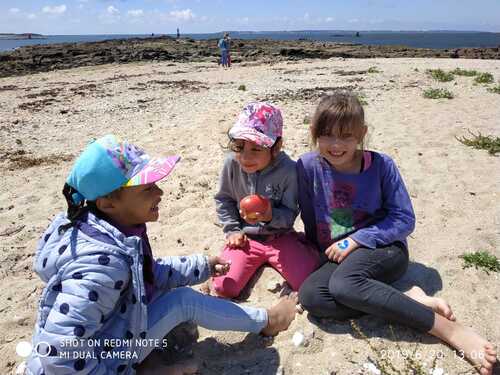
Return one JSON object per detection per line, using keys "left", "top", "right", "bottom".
{"left": 26, "top": 212, "right": 210, "bottom": 374}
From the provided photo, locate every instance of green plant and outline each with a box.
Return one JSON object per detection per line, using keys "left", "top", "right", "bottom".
{"left": 426, "top": 69, "right": 454, "bottom": 82}
{"left": 357, "top": 93, "right": 368, "bottom": 105}
{"left": 487, "top": 84, "right": 500, "bottom": 94}
{"left": 460, "top": 251, "right": 500, "bottom": 274}
{"left": 367, "top": 66, "right": 380, "bottom": 73}
{"left": 423, "top": 88, "right": 454, "bottom": 99}
{"left": 238, "top": 84, "right": 246, "bottom": 91}
{"left": 456, "top": 130, "right": 500, "bottom": 155}
{"left": 450, "top": 68, "right": 478, "bottom": 76}
{"left": 474, "top": 72, "right": 494, "bottom": 84}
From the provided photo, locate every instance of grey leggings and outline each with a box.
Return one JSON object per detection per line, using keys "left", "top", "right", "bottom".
{"left": 298, "top": 242, "right": 435, "bottom": 332}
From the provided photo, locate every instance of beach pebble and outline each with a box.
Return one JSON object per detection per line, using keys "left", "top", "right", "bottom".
{"left": 303, "top": 326, "right": 315, "bottom": 339}
{"left": 362, "top": 363, "right": 381, "bottom": 375}
{"left": 292, "top": 331, "right": 306, "bottom": 347}
{"left": 430, "top": 368, "right": 444, "bottom": 375}
{"left": 15, "top": 361, "right": 26, "bottom": 375}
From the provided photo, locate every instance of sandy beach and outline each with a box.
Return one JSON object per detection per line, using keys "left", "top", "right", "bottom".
{"left": 0, "top": 55, "right": 499, "bottom": 374}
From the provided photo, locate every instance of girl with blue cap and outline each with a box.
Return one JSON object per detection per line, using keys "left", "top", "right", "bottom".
{"left": 26, "top": 135, "right": 298, "bottom": 375}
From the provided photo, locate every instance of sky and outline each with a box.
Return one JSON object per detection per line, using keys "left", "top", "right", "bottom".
{"left": 2, "top": 0, "right": 500, "bottom": 35}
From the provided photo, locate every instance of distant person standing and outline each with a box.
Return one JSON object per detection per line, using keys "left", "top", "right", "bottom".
{"left": 225, "top": 33, "right": 232, "bottom": 67}
{"left": 218, "top": 32, "right": 230, "bottom": 68}
{"left": 177, "top": 28, "right": 180, "bottom": 39}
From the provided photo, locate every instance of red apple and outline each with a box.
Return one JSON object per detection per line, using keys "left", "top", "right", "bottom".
{"left": 239, "top": 194, "right": 271, "bottom": 220}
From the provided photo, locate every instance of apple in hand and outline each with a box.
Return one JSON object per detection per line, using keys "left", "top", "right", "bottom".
{"left": 239, "top": 194, "right": 271, "bottom": 220}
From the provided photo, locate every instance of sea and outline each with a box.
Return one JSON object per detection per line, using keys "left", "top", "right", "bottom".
{"left": 1, "top": 30, "right": 500, "bottom": 52}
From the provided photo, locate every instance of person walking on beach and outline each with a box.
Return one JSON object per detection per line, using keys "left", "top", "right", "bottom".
{"left": 297, "top": 92, "right": 497, "bottom": 375}
{"left": 204, "top": 102, "right": 320, "bottom": 299}
{"left": 25, "top": 135, "right": 298, "bottom": 375}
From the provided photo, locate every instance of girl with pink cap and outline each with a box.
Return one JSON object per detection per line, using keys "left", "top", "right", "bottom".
{"left": 207, "top": 102, "right": 321, "bottom": 300}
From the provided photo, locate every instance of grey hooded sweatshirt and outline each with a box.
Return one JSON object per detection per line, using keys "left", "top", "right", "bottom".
{"left": 214, "top": 151, "right": 298, "bottom": 239}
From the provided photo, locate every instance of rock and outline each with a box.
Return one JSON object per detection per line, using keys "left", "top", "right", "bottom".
{"left": 362, "top": 363, "right": 381, "bottom": 374}
{"left": 15, "top": 362, "right": 26, "bottom": 375}
{"left": 292, "top": 331, "right": 306, "bottom": 347}
{"left": 1, "top": 37, "right": 499, "bottom": 78}
{"left": 303, "top": 326, "right": 315, "bottom": 339}
{"left": 430, "top": 368, "right": 444, "bottom": 375}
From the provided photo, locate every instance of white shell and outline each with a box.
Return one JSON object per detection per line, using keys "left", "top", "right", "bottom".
{"left": 292, "top": 331, "right": 305, "bottom": 347}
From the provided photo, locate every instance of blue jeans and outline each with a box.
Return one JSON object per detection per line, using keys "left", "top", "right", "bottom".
{"left": 139, "top": 287, "right": 268, "bottom": 362}
{"left": 220, "top": 50, "right": 229, "bottom": 66}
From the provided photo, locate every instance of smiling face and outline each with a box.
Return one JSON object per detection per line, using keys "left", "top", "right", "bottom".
{"left": 311, "top": 94, "right": 367, "bottom": 173}
{"left": 97, "top": 183, "right": 164, "bottom": 226}
{"left": 230, "top": 139, "right": 274, "bottom": 174}
{"left": 318, "top": 126, "right": 366, "bottom": 172}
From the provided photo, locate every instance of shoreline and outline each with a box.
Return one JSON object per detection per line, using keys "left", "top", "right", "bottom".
{"left": 1, "top": 36, "right": 499, "bottom": 78}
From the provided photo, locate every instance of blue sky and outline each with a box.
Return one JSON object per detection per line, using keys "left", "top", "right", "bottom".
{"left": 2, "top": 0, "right": 500, "bottom": 35}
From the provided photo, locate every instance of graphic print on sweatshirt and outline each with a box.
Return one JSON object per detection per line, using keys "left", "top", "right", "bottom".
{"left": 316, "top": 180, "right": 369, "bottom": 248}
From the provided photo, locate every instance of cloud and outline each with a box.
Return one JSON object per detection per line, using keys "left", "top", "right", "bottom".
{"left": 325, "top": 16, "right": 335, "bottom": 23}
{"left": 107, "top": 5, "right": 119, "bottom": 14}
{"left": 169, "top": 9, "right": 195, "bottom": 21}
{"left": 128, "top": 9, "right": 144, "bottom": 17}
{"left": 9, "top": 8, "right": 20, "bottom": 14}
{"left": 235, "top": 17, "right": 249, "bottom": 25}
{"left": 42, "top": 5, "right": 67, "bottom": 15}
{"left": 27, "top": 13, "right": 37, "bottom": 20}
{"left": 348, "top": 18, "right": 359, "bottom": 23}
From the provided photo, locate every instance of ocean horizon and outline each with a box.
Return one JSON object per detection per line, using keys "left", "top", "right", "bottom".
{"left": 1, "top": 30, "right": 500, "bottom": 52}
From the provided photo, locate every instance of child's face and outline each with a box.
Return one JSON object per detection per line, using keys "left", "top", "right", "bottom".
{"left": 318, "top": 125, "right": 366, "bottom": 170}
{"left": 104, "top": 183, "right": 164, "bottom": 226}
{"left": 231, "top": 139, "right": 273, "bottom": 174}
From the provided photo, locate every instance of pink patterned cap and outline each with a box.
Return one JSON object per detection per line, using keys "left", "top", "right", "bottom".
{"left": 125, "top": 155, "right": 180, "bottom": 187}
{"left": 229, "top": 102, "right": 283, "bottom": 148}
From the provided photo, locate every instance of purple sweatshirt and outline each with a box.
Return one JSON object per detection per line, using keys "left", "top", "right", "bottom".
{"left": 111, "top": 221, "right": 156, "bottom": 302}
{"left": 297, "top": 151, "right": 415, "bottom": 252}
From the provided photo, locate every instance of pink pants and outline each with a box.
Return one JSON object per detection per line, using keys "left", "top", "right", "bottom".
{"left": 212, "top": 232, "right": 320, "bottom": 298}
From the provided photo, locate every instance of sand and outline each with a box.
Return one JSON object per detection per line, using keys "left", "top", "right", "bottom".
{"left": 0, "top": 56, "right": 499, "bottom": 375}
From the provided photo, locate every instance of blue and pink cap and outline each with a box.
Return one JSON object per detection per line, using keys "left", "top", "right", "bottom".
{"left": 229, "top": 102, "right": 283, "bottom": 148}
{"left": 66, "top": 135, "right": 180, "bottom": 203}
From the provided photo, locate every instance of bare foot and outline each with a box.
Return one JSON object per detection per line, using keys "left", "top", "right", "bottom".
{"left": 431, "top": 315, "right": 498, "bottom": 375}
{"left": 405, "top": 286, "right": 456, "bottom": 321}
{"left": 199, "top": 280, "right": 212, "bottom": 296}
{"left": 261, "top": 292, "right": 298, "bottom": 336}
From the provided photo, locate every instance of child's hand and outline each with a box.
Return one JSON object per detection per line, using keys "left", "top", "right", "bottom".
{"left": 325, "top": 237, "right": 359, "bottom": 263}
{"left": 208, "top": 256, "right": 231, "bottom": 276}
{"left": 239, "top": 203, "right": 272, "bottom": 225}
{"left": 226, "top": 232, "right": 248, "bottom": 248}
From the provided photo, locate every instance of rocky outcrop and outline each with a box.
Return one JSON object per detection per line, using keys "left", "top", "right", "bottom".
{"left": 1, "top": 36, "right": 499, "bottom": 78}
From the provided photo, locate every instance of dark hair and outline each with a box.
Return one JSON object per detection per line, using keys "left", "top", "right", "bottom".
{"left": 226, "top": 133, "right": 283, "bottom": 155}
{"left": 58, "top": 183, "right": 121, "bottom": 234}
{"left": 310, "top": 92, "right": 365, "bottom": 146}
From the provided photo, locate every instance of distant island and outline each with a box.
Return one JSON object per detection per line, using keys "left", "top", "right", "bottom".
{"left": 0, "top": 33, "right": 46, "bottom": 40}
